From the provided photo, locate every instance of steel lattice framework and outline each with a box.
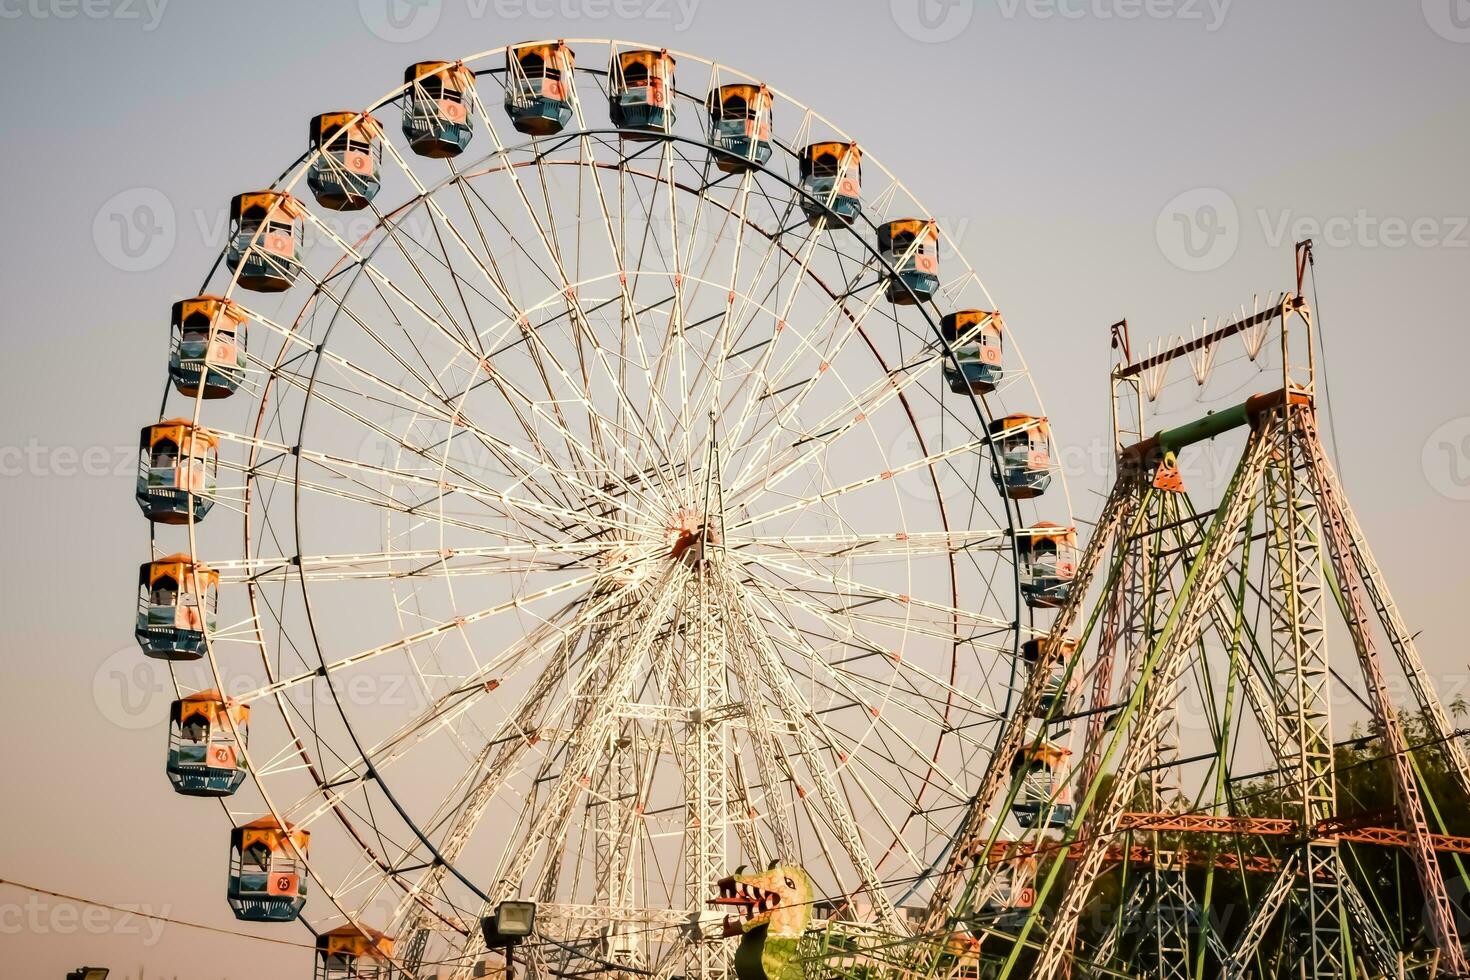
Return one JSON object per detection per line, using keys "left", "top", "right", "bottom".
{"left": 827, "top": 243, "right": 1470, "bottom": 980}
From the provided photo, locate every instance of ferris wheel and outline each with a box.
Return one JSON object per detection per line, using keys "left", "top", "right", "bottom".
{"left": 133, "top": 39, "right": 1074, "bottom": 980}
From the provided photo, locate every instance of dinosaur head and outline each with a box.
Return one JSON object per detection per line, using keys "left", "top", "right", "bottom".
{"left": 713, "top": 861, "right": 813, "bottom": 938}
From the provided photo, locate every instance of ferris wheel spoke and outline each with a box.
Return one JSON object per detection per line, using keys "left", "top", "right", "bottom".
{"left": 735, "top": 547, "right": 1012, "bottom": 635}
{"left": 377, "top": 104, "right": 534, "bottom": 311}
{"left": 261, "top": 362, "right": 582, "bottom": 531}
{"left": 361, "top": 197, "right": 490, "bottom": 358}
{"left": 372, "top": 232, "right": 611, "bottom": 501}
{"left": 723, "top": 614, "right": 940, "bottom": 881}
{"left": 229, "top": 559, "right": 612, "bottom": 585}
{"left": 673, "top": 174, "right": 793, "bottom": 467}
{"left": 721, "top": 616, "right": 800, "bottom": 863}
{"left": 472, "top": 315, "right": 676, "bottom": 520}
{"left": 564, "top": 88, "right": 694, "bottom": 497}
{"left": 729, "top": 435, "right": 987, "bottom": 535}
{"left": 378, "top": 150, "right": 597, "bottom": 441}
{"left": 233, "top": 555, "right": 653, "bottom": 705}
{"left": 251, "top": 270, "right": 609, "bottom": 526}
{"left": 235, "top": 440, "right": 567, "bottom": 555}
{"left": 718, "top": 231, "right": 883, "bottom": 438}
{"left": 383, "top": 586, "right": 640, "bottom": 938}
{"left": 283, "top": 690, "right": 488, "bottom": 831}
{"left": 685, "top": 167, "right": 760, "bottom": 452}
{"left": 212, "top": 541, "right": 628, "bottom": 582}
{"left": 734, "top": 588, "right": 989, "bottom": 797}
{"left": 317, "top": 190, "right": 626, "bottom": 506}
{"left": 741, "top": 662, "right": 953, "bottom": 891}
{"left": 736, "top": 567, "right": 979, "bottom": 653}
{"left": 454, "top": 184, "right": 685, "bottom": 512}
{"left": 739, "top": 573, "right": 1006, "bottom": 727}
{"left": 662, "top": 149, "right": 787, "bottom": 484}
{"left": 458, "top": 82, "right": 691, "bottom": 506}
{"left": 241, "top": 312, "right": 581, "bottom": 518}
{"left": 220, "top": 427, "right": 649, "bottom": 540}
{"left": 711, "top": 562, "right": 902, "bottom": 928}
{"left": 261, "top": 454, "right": 590, "bottom": 557}
{"left": 483, "top": 568, "right": 687, "bottom": 903}
{"left": 733, "top": 170, "right": 821, "bottom": 301}
{"left": 646, "top": 155, "right": 705, "bottom": 488}
{"left": 295, "top": 210, "right": 498, "bottom": 369}
{"left": 608, "top": 156, "right": 822, "bottom": 507}
{"left": 708, "top": 211, "right": 829, "bottom": 458}
{"left": 245, "top": 462, "right": 566, "bottom": 546}
{"left": 725, "top": 749, "right": 770, "bottom": 870}
{"left": 287, "top": 211, "right": 647, "bottom": 520}
{"left": 685, "top": 178, "right": 813, "bottom": 457}
{"left": 726, "top": 533, "right": 1020, "bottom": 653}
{"left": 726, "top": 330, "right": 970, "bottom": 512}
{"left": 611, "top": 146, "right": 686, "bottom": 486}
{"left": 717, "top": 282, "right": 834, "bottom": 473}
{"left": 299, "top": 687, "right": 490, "bottom": 805}
{"left": 721, "top": 285, "right": 886, "bottom": 497}
{"left": 724, "top": 528, "right": 1008, "bottom": 559}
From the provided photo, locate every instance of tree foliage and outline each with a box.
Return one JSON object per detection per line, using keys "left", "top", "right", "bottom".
{"left": 970, "top": 712, "right": 1470, "bottom": 977}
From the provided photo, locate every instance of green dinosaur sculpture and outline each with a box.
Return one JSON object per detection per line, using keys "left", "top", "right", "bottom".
{"left": 715, "top": 862, "right": 814, "bottom": 980}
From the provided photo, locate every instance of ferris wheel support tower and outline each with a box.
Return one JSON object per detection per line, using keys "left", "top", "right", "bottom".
{"left": 918, "top": 242, "right": 1470, "bottom": 980}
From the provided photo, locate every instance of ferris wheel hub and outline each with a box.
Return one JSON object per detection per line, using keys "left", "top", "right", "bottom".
{"left": 669, "top": 520, "right": 720, "bottom": 567}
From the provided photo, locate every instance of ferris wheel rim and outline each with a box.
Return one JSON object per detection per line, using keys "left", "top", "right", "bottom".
{"left": 148, "top": 38, "right": 1075, "bottom": 966}
{"left": 186, "top": 94, "right": 1046, "bottom": 952}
